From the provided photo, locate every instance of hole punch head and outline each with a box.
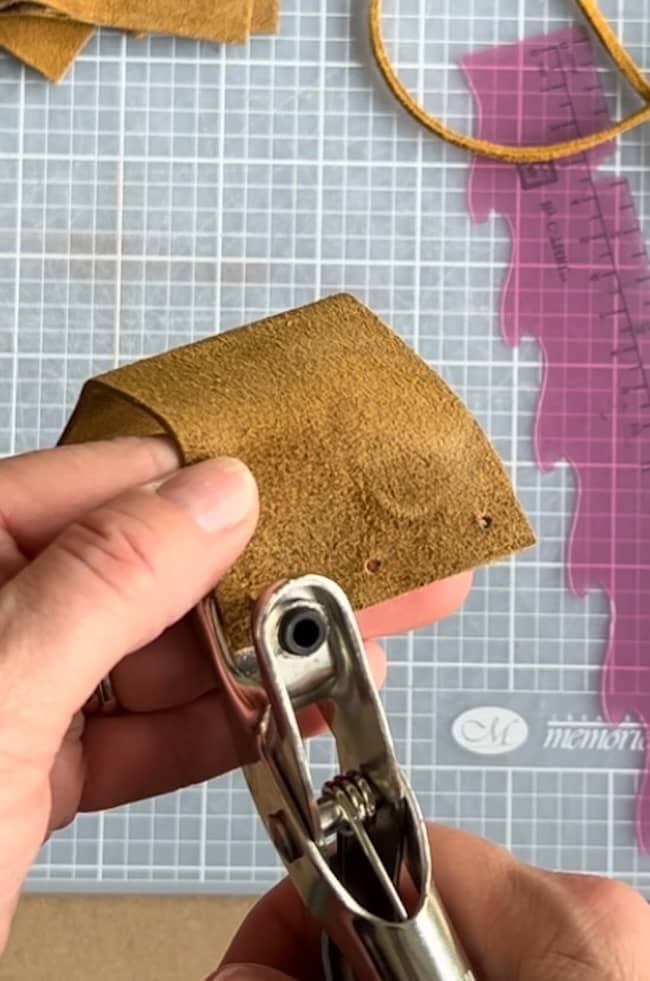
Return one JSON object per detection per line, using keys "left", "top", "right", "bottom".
{"left": 279, "top": 605, "right": 328, "bottom": 657}
{"left": 364, "top": 558, "right": 382, "bottom": 574}
{"left": 478, "top": 514, "right": 492, "bottom": 530}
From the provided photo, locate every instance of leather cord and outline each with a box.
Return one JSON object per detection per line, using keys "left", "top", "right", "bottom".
{"left": 369, "top": 0, "right": 650, "bottom": 162}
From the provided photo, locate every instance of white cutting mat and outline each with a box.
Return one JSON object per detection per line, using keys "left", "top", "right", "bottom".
{"left": 0, "top": 0, "right": 649, "bottom": 894}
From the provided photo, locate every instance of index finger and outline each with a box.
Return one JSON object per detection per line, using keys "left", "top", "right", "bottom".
{"left": 0, "top": 436, "right": 179, "bottom": 557}
{"left": 357, "top": 572, "right": 472, "bottom": 639}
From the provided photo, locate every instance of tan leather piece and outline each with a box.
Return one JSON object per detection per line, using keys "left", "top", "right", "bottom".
{"left": 0, "top": 4, "right": 67, "bottom": 15}
{"left": 1, "top": 0, "right": 254, "bottom": 42}
{"left": 61, "top": 294, "right": 535, "bottom": 651}
{"left": 0, "top": 13, "right": 93, "bottom": 80}
{"left": 0, "top": 0, "right": 279, "bottom": 77}
{"left": 252, "top": 0, "right": 277, "bottom": 32}
{"left": 0, "top": 1, "right": 277, "bottom": 31}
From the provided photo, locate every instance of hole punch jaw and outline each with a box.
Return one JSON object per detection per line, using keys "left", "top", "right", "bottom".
{"left": 200, "top": 574, "right": 477, "bottom": 981}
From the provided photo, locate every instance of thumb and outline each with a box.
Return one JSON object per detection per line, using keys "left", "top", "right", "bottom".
{"left": 0, "top": 456, "right": 258, "bottom": 747}
{"left": 211, "top": 966, "right": 296, "bottom": 981}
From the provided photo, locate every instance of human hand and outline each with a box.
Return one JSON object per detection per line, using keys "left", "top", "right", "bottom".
{"left": 214, "top": 823, "right": 649, "bottom": 981}
{"left": 0, "top": 436, "right": 471, "bottom": 955}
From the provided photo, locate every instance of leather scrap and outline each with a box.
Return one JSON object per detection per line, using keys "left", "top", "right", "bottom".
{"left": 0, "top": 0, "right": 279, "bottom": 79}
{"left": 1, "top": 0, "right": 253, "bottom": 43}
{"left": 0, "top": 13, "right": 93, "bottom": 81}
{"left": 252, "top": 0, "right": 277, "bottom": 33}
{"left": 0, "top": 4, "right": 67, "bottom": 15}
{"left": 61, "top": 293, "right": 535, "bottom": 651}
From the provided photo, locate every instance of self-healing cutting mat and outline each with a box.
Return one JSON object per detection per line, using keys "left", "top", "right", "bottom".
{"left": 0, "top": 0, "right": 649, "bottom": 899}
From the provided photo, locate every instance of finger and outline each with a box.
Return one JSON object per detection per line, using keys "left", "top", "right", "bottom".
{"left": 111, "top": 573, "right": 470, "bottom": 714}
{"left": 222, "top": 824, "right": 650, "bottom": 981}
{"left": 79, "top": 643, "right": 386, "bottom": 812}
{"left": 0, "top": 437, "right": 179, "bottom": 565}
{"left": 0, "top": 457, "right": 258, "bottom": 752}
{"left": 356, "top": 571, "right": 472, "bottom": 639}
{"left": 110, "top": 617, "right": 218, "bottom": 712}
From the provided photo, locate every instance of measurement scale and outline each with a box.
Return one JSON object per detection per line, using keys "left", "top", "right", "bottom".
{"left": 463, "top": 24, "right": 650, "bottom": 851}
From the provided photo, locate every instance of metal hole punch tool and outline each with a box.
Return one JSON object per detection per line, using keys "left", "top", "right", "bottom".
{"left": 198, "top": 575, "right": 477, "bottom": 981}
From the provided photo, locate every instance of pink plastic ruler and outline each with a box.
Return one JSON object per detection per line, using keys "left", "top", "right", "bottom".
{"left": 462, "top": 25, "right": 650, "bottom": 851}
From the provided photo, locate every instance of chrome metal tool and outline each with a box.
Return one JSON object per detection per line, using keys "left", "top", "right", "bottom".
{"left": 198, "top": 575, "right": 477, "bottom": 981}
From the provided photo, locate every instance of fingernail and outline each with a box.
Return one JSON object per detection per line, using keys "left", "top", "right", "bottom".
{"left": 156, "top": 457, "right": 257, "bottom": 533}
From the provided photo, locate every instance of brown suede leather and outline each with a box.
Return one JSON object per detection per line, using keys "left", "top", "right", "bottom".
{"left": 251, "top": 0, "right": 277, "bottom": 32}
{"left": 61, "top": 294, "right": 535, "bottom": 650}
{"left": 14, "top": 0, "right": 254, "bottom": 42}
{"left": 0, "top": 14, "right": 93, "bottom": 80}
{"left": 0, "top": 0, "right": 279, "bottom": 79}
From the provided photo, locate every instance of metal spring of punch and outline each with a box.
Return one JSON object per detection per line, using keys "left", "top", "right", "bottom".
{"left": 197, "top": 575, "right": 477, "bottom": 981}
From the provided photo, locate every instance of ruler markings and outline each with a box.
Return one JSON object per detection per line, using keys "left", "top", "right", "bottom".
{"left": 463, "top": 24, "right": 650, "bottom": 854}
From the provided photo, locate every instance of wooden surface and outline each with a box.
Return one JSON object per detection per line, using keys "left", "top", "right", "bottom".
{"left": 1, "top": 894, "right": 256, "bottom": 980}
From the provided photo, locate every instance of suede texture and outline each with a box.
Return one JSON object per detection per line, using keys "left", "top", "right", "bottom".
{"left": 0, "top": 13, "right": 93, "bottom": 80}
{"left": 0, "top": 0, "right": 279, "bottom": 79}
{"left": 61, "top": 294, "right": 535, "bottom": 651}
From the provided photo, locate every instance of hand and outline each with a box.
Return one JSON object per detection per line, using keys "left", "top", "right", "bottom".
{"left": 215, "top": 824, "right": 649, "bottom": 981}
{"left": 0, "top": 436, "right": 471, "bottom": 955}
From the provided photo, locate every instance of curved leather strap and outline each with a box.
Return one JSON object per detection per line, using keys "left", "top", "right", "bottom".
{"left": 369, "top": 0, "right": 650, "bottom": 162}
